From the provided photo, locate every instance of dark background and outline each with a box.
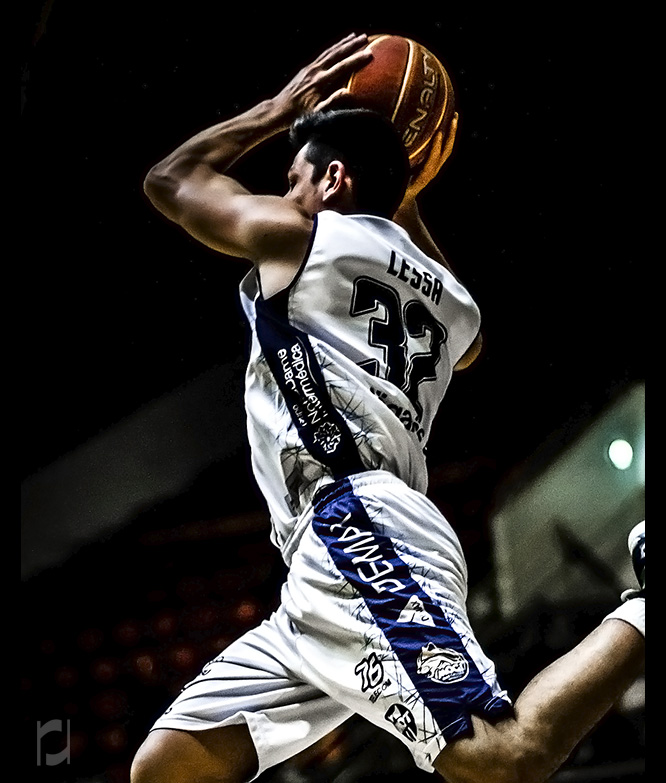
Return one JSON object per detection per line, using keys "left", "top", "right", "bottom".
{"left": 21, "top": 3, "right": 647, "bottom": 781}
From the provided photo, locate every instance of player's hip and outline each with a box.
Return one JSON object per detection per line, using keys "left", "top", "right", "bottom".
{"left": 292, "top": 469, "right": 466, "bottom": 590}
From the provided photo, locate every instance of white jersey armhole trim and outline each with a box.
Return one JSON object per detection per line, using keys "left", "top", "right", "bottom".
{"left": 258, "top": 213, "right": 320, "bottom": 303}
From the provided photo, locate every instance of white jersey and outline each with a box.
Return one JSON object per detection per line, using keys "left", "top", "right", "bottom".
{"left": 239, "top": 210, "right": 480, "bottom": 558}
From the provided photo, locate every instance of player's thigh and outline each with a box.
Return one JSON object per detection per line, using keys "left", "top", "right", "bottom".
{"left": 131, "top": 724, "right": 258, "bottom": 783}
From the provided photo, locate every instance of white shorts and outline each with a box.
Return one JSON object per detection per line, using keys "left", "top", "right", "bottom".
{"left": 151, "top": 471, "right": 512, "bottom": 776}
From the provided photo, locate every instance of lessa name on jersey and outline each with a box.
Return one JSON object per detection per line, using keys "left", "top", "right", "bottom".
{"left": 386, "top": 250, "right": 443, "bottom": 306}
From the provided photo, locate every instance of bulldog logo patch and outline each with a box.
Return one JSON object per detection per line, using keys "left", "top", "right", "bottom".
{"left": 416, "top": 642, "right": 469, "bottom": 684}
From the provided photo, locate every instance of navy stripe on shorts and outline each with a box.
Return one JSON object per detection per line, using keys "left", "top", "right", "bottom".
{"left": 312, "top": 477, "right": 513, "bottom": 743}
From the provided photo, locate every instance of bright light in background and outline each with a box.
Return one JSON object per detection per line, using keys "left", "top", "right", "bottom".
{"left": 608, "top": 438, "right": 634, "bottom": 470}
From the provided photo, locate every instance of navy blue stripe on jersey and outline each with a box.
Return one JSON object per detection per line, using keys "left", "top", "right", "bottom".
{"left": 312, "top": 478, "right": 513, "bottom": 742}
{"left": 255, "top": 290, "right": 366, "bottom": 480}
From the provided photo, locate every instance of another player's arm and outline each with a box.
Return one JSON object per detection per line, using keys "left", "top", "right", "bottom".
{"left": 143, "top": 33, "right": 372, "bottom": 270}
{"left": 393, "top": 116, "right": 483, "bottom": 371}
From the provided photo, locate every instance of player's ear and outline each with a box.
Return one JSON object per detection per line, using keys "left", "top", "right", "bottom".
{"left": 322, "top": 160, "right": 353, "bottom": 206}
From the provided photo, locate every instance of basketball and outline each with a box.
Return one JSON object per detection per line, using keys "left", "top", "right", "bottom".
{"left": 346, "top": 35, "right": 456, "bottom": 168}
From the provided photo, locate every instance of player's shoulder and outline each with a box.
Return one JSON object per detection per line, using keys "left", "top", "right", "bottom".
{"left": 239, "top": 195, "right": 314, "bottom": 263}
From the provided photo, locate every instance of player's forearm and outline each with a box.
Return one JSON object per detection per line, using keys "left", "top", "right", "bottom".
{"left": 143, "top": 98, "right": 290, "bottom": 219}
{"left": 393, "top": 199, "right": 456, "bottom": 277}
{"left": 395, "top": 198, "right": 483, "bottom": 371}
{"left": 144, "top": 34, "right": 372, "bottom": 222}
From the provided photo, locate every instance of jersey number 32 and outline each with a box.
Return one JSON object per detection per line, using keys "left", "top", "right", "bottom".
{"left": 350, "top": 276, "right": 448, "bottom": 418}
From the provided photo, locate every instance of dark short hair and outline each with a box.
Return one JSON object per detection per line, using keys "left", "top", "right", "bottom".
{"left": 289, "top": 108, "right": 409, "bottom": 219}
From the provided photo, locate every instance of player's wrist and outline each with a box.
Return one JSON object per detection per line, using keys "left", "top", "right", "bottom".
{"left": 246, "top": 97, "right": 294, "bottom": 136}
{"left": 393, "top": 196, "right": 420, "bottom": 223}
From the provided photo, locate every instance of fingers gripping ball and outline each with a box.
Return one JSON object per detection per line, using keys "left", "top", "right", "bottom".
{"left": 346, "top": 34, "right": 456, "bottom": 169}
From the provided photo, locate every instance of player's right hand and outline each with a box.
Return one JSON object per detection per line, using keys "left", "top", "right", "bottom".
{"left": 272, "top": 33, "right": 372, "bottom": 122}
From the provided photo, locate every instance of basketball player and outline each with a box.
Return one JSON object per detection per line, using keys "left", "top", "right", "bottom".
{"left": 133, "top": 33, "right": 645, "bottom": 783}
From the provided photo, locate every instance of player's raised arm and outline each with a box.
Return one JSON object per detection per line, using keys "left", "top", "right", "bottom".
{"left": 393, "top": 119, "right": 483, "bottom": 371}
{"left": 142, "top": 34, "right": 372, "bottom": 263}
{"left": 393, "top": 117, "right": 458, "bottom": 275}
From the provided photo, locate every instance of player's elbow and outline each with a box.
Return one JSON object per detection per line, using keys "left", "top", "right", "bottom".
{"left": 143, "top": 163, "right": 180, "bottom": 219}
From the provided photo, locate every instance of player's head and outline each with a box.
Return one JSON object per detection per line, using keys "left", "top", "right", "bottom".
{"left": 287, "top": 108, "right": 409, "bottom": 219}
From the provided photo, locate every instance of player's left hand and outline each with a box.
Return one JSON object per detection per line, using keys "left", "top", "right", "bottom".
{"left": 403, "top": 112, "right": 459, "bottom": 201}
{"left": 272, "top": 33, "right": 372, "bottom": 123}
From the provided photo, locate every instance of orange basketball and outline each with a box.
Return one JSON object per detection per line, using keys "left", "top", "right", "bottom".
{"left": 346, "top": 34, "right": 456, "bottom": 168}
